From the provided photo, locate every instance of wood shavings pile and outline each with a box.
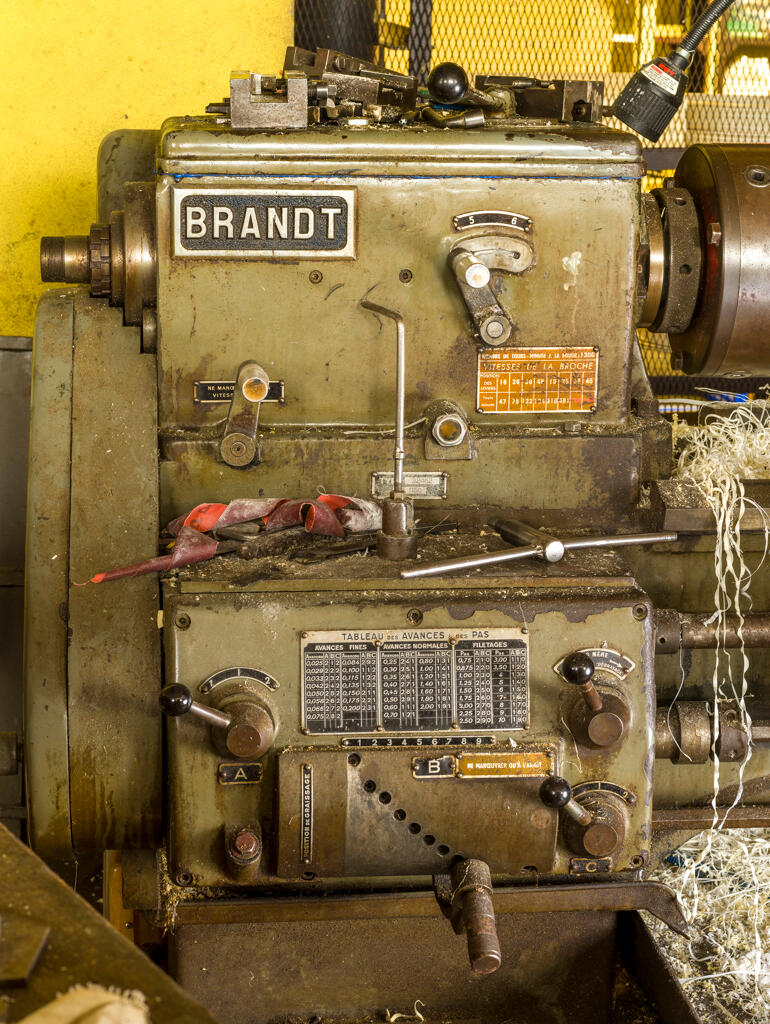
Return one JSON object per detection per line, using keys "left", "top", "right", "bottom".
{"left": 652, "top": 402, "right": 770, "bottom": 1021}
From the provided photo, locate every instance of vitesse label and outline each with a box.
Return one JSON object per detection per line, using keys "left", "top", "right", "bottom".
{"left": 172, "top": 188, "right": 356, "bottom": 258}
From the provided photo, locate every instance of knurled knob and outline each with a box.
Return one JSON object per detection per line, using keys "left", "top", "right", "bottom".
{"left": 89, "top": 223, "right": 112, "bottom": 297}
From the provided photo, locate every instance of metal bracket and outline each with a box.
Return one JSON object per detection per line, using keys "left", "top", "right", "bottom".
{"left": 230, "top": 73, "right": 309, "bottom": 130}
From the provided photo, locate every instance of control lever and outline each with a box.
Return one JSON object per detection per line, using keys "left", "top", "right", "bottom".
{"left": 427, "top": 62, "right": 505, "bottom": 112}
{"left": 539, "top": 776, "right": 593, "bottom": 826}
{"left": 160, "top": 683, "right": 275, "bottom": 760}
{"left": 561, "top": 652, "right": 602, "bottom": 713}
{"left": 540, "top": 775, "right": 628, "bottom": 860}
{"left": 360, "top": 300, "right": 418, "bottom": 560}
{"left": 448, "top": 230, "right": 535, "bottom": 347}
{"left": 400, "top": 520, "right": 677, "bottom": 579}
{"left": 448, "top": 249, "right": 513, "bottom": 346}
{"left": 434, "top": 858, "right": 502, "bottom": 975}
{"left": 220, "top": 361, "right": 270, "bottom": 468}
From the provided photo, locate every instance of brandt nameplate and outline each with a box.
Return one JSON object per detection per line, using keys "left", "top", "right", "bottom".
{"left": 173, "top": 188, "right": 357, "bottom": 258}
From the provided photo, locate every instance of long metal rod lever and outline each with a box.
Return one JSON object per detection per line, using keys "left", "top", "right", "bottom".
{"left": 360, "top": 299, "right": 406, "bottom": 494}
{"left": 400, "top": 524, "right": 678, "bottom": 580}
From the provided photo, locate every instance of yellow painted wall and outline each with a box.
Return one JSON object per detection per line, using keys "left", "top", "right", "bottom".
{"left": 1, "top": 1, "right": 292, "bottom": 336}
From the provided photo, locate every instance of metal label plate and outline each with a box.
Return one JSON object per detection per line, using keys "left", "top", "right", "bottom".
{"left": 194, "top": 380, "right": 285, "bottom": 404}
{"left": 172, "top": 188, "right": 357, "bottom": 258}
{"left": 553, "top": 648, "right": 635, "bottom": 681}
{"left": 218, "top": 762, "right": 263, "bottom": 784}
{"left": 301, "top": 628, "right": 529, "bottom": 735}
{"left": 370, "top": 471, "right": 448, "bottom": 499}
{"left": 300, "top": 764, "right": 313, "bottom": 864}
{"left": 477, "top": 346, "right": 599, "bottom": 414}
{"left": 453, "top": 210, "right": 532, "bottom": 232}
{"left": 412, "top": 749, "right": 551, "bottom": 779}
{"left": 342, "top": 735, "right": 495, "bottom": 748}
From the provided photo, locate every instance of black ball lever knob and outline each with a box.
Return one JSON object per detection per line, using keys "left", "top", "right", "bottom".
{"left": 539, "top": 775, "right": 572, "bottom": 809}
{"left": 427, "top": 62, "right": 469, "bottom": 104}
{"left": 562, "top": 652, "right": 595, "bottom": 686}
{"left": 160, "top": 683, "right": 193, "bottom": 717}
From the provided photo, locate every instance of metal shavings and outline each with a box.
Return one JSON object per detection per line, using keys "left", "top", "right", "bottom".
{"left": 654, "top": 402, "right": 770, "bottom": 1022}
{"left": 651, "top": 828, "right": 770, "bottom": 1022}
{"left": 674, "top": 403, "right": 770, "bottom": 856}
{"left": 385, "top": 1000, "right": 425, "bottom": 1023}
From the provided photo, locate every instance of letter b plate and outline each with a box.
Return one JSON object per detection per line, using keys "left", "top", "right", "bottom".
{"left": 172, "top": 188, "right": 357, "bottom": 258}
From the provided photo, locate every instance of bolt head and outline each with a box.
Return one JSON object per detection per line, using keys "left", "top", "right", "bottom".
{"left": 231, "top": 828, "right": 260, "bottom": 860}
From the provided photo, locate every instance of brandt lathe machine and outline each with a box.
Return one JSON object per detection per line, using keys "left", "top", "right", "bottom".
{"left": 16, "top": 34, "right": 770, "bottom": 1024}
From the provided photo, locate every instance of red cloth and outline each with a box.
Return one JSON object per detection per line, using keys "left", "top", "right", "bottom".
{"left": 85, "top": 495, "right": 382, "bottom": 583}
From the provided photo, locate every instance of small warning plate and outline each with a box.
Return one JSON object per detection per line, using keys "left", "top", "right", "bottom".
{"left": 477, "top": 346, "right": 599, "bottom": 414}
{"left": 456, "top": 750, "right": 552, "bottom": 778}
{"left": 411, "top": 749, "right": 552, "bottom": 780}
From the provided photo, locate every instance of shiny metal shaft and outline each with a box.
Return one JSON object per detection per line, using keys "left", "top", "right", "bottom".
{"left": 400, "top": 531, "right": 678, "bottom": 580}
{"left": 400, "top": 544, "right": 542, "bottom": 579}
{"left": 360, "top": 300, "right": 406, "bottom": 494}
{"left": 563, "top": 532, "right": 678, "bottom": 552}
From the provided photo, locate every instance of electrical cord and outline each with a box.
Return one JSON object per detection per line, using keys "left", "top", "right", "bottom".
{"left": 679, "top": 0, "right": 739, "bottom": 55}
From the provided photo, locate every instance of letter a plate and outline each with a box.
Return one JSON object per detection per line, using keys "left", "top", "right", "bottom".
{"left": 172, "top": 188, "right": 357, "bottom": 259}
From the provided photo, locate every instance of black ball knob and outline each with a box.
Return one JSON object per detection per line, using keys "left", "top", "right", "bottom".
{"left": 562, "top": 652, "right": 595, "bottom": 686}
{"left": 160, "top": 683, "right": 193, "bottom": 717}
{"left": 427, "top": 62, "right": 469, "bottom": 104}
{"left": 539, "top": 776, "right": 572, "bottom": 809}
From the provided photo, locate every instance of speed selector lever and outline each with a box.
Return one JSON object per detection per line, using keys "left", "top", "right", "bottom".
{"left": 562, "top": 652, "right": 629, "bottom": 748}
{"left": 540, "top": 775, "right": 627, "bottom": 861}
{"left": 160, "top": 683, "right": 275, "bottom": 760}
{"left": 539, "top": 775, "right": 592, "bottom": 827}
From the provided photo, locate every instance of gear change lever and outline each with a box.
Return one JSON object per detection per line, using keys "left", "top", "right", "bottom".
{"left": 360, "top": 300, "right": 418, "bottom": 560}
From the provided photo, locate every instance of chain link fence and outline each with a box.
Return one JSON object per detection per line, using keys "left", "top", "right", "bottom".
{"left": 294, "top": 0, "right": 770, "bottom": 400}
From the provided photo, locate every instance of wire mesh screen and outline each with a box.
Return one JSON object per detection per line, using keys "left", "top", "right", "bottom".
{"left": 294, "top": 0, "right": 770, "bottom": 398}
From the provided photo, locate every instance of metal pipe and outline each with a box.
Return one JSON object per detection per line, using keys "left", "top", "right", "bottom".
{"left": 655, "top": 610, "right": 770, "bottom": 652}
{"left": 360, "top": 300, "right": 406, "bottom": 494}
{"left": 400, "top": 544, "right": 542, "bottom": 579}
{"left": 563, "top": 532, "right": 678, "bottom": 552}
{"left": 401, "top": 531, "right": 677, "bottom": 580}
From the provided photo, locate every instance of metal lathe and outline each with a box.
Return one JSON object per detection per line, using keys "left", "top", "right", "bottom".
{"left": 12, "top": 34, "right": 770, "bottom": 1024}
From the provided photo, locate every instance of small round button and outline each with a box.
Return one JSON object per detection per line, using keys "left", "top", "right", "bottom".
{"left": 159, "top": 683, "right": 193, "bottom": 717}
{"left": 427, "top": 62, "right": 469, "bottom": 104}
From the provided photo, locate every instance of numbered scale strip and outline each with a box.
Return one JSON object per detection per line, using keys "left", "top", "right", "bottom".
{"left": 301, "top": 629, "right": 529, "bottom": 735}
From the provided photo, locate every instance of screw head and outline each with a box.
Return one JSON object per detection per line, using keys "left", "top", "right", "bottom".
{"left": 399, "top": 268, "right": 413, "bottom": 283}
{"left": 309, "top": 270, "right": 323, "bottom": 283}
{"left": 175, "top": 613, "right": 191, "bottom": 630}
{"left": 230, "top": 827, "right": 261, "bottom": 861}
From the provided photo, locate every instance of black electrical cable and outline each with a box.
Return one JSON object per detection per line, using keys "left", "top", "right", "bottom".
{"left": 679, "top": 0, "right": 739, "bottom": 54}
